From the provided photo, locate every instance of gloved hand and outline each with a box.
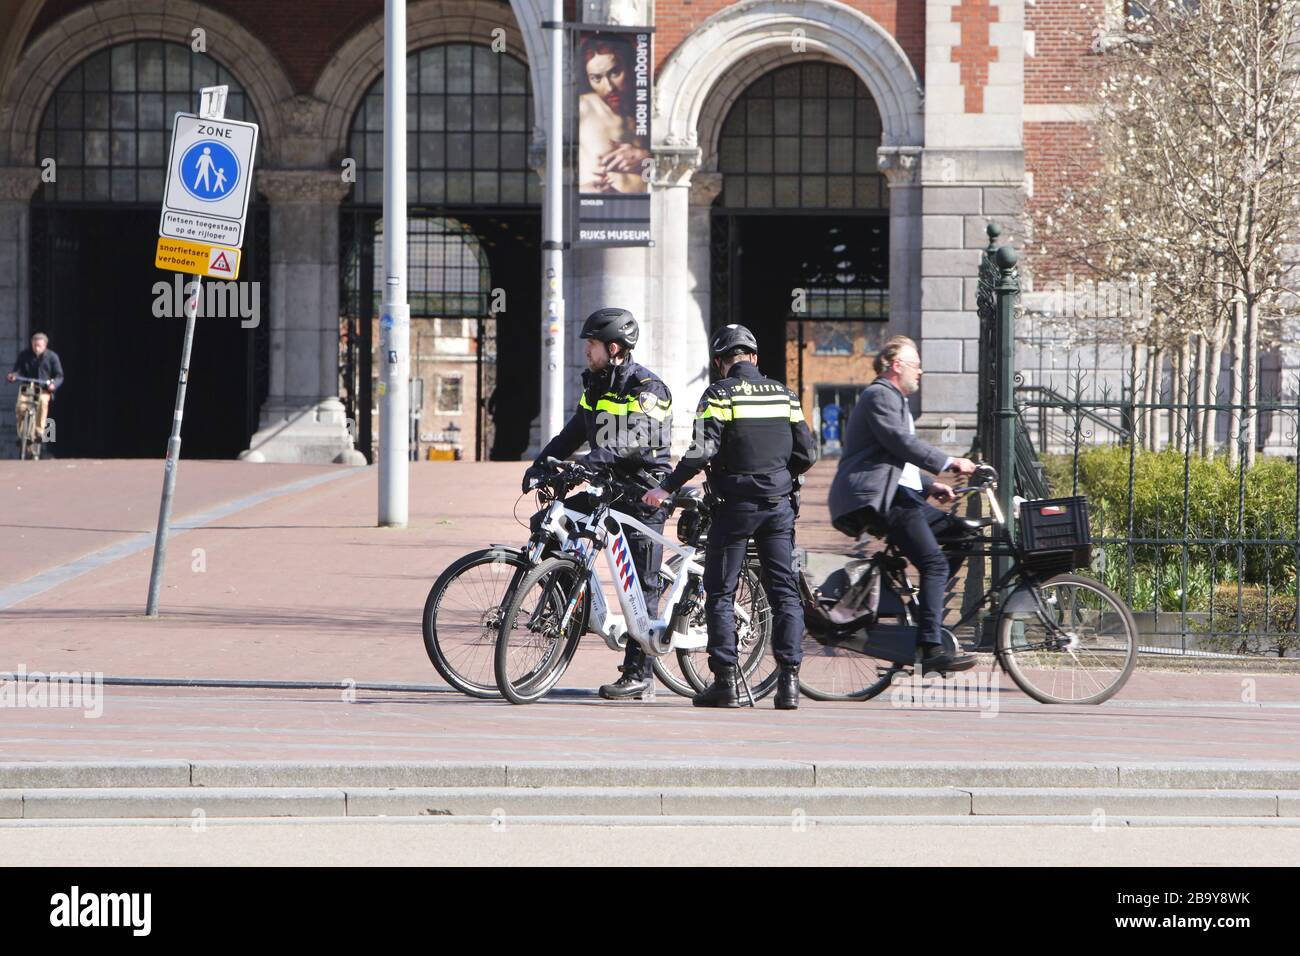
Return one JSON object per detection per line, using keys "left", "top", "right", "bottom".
{"left": 521, "top": 462, "right": 548, "bottom": 494}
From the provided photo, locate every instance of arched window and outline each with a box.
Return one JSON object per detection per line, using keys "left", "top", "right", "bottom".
{"left": 716, "top": 62, "right": 885, "bottom": 211}
{"left": 373, "top": 216, "right": 491, "bottom": 317}
{"left": 36, "top": 41, "right": 257, "bottom": 203}
{"left": 348, "top": 43, "right": 538, "bottom": 206}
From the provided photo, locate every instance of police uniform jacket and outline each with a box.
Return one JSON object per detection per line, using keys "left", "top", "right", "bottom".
{"left": 536, "top": 359, "right": 673, "bottom": 484}
{"left": 660, "top": 361, "right": 816, "bottom": 499}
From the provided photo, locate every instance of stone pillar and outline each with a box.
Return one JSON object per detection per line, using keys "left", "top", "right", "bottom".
{"left": 242, "top": 169, "right": 364, "bottom": 464}
{"left": 915, "top": 0, "right": 1025, "bottom": 452}
{"left": 878, "top": 146, "right": 923, "bottom": 345}
{"left": 683, "top": 168, "right": 722, "bottom": 438}
{"left": 649, "top": 146, "right": 712, "bottom": 453}
{"left": 0, "top": 167, "right": 39, "bottom": 458}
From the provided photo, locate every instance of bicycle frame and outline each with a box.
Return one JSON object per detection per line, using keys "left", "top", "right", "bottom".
{"left": 526, "top": 493, "right": 709, "bottom": 657}
{"left": 904, "top": 483, "right": 1081, "bottom": 652}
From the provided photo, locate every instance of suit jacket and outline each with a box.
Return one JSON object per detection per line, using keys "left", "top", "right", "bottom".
{"left": 827, "top": 378, "right": 950, "bottom": 533}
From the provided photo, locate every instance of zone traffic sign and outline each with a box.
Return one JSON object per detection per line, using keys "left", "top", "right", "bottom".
{"left": 159, "top": 113, "right": 259, "bottom": 249}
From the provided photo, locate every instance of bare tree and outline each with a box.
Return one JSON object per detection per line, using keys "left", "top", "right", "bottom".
{"left": 1034, "top": 0, "right": 1300, "bottom": 463}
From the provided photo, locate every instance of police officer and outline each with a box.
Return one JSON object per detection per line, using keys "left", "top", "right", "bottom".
{"left": 523, "top": 307, "right": 674, "bottom": 700}
{"left": 643, "top": 324, "right": 817, "bottom": 709}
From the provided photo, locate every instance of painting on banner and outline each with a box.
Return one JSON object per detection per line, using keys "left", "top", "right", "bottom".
{"left": 572, "top": 26, "right": 652, "bottom": 246}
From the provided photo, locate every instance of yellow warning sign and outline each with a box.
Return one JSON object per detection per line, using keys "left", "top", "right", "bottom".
{"left": 154, "top": 238, "right": 241, "bottom": 280}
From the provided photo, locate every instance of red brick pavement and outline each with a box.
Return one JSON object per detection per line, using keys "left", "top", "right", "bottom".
{"left": 1, "top": 459, "right": 1297, "bottom": 763}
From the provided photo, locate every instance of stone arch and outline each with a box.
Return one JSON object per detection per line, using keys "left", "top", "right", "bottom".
{"left": 313, "top": 0, "right": 544, "bottom": 163}
{"left": 0, "top": 0, "right": 295, "bottom": 166}
{"left": 654, "top": 0, "right": 924, "bottom": 166}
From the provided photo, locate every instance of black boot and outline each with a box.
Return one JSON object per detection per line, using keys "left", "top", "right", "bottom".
{"left": 692, "top": 664, "right": 740, "bottom": 708}
{"left": 775, "top": 664, "right": 800, "bottom": 710}
{"left": 598, "top": 667, "right": 655, "bottom": 701}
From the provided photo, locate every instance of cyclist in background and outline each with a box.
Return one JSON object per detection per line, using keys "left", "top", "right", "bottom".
{"left": 7, "top": 331, "right": 63, "bottom": 458}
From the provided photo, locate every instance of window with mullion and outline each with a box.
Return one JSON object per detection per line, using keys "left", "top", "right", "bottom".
{"left": 716, "top": 62, "right": 886, "bottom": 211}
{"left": 37, "top": 40, "right": 256, "bottom": 203}
{"left": 349, "top": 43, "right": 536, "bottom": 206}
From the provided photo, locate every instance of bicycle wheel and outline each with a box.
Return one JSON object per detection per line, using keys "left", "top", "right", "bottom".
{"left": 650, "top": 554, "right": 712, "bottom": 699}
{"left": 997, "top": 573, "right": 1137, "bottom": 705}
{"left": 676, "top": 560, "right": 777, "bottom": 700}
{"left": 18, "top": 401, "right": 35, "bottom": 461}
{"left": 495, "top": 556, "right": 588, "bottom": 704}
{"left": 422, "top": 547, "right": 531, "bottom": 699}
{"left": 797, "top": 613, "right": 906, "bottom": 702}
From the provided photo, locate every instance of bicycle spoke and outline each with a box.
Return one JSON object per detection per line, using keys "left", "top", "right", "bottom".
{"left": 1001, "top": 577, "right": 1136, "bottom": 704}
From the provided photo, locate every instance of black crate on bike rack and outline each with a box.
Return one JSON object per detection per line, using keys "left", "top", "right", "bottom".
{"left": 1019, "top": 496, "right": 1092, "bottom": 571}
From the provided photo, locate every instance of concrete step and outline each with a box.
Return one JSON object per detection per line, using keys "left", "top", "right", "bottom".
{"left": 3, "top": 786, "right": 1298, "bottom": 821}
{"left": 5, "top": 761, "right": 1300, "bottom": 791}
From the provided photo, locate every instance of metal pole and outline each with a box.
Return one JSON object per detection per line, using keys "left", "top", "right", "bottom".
{"left": 993, "top": 244, "right": 1019, "bottom": 593}
{"left": 540, "top": 0, "right": 566, "bottom": 439}
{"left": 378, "top": 0, "right": 410, "bottom": 526}
{"left": 145, "top": 274, "right": 202, "bottom": 617}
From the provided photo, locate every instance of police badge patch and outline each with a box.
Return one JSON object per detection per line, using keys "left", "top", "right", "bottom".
{"left": 638, "top": 392, "right": 658, "bottom": 413}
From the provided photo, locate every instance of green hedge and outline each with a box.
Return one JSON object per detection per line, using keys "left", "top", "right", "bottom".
{"left": 1039, "top": 447, "right": 1299, "bottom": 606}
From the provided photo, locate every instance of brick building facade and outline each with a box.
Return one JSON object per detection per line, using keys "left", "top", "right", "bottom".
{"left": 0, "top": 0, "right": 1105, "bottom": 461}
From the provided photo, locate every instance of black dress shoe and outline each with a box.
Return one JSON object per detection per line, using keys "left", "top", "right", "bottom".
{"left": 918, "top": 643, "right": 978, "bottom": 675}
{"left": 692, "top": 665, "right": 740, "bottom": 708}
{"left": 775, "top": 664, "right": 800, "bottom": 710}
{"left": 598, "top": 673, "right": 655, "bottom": 701}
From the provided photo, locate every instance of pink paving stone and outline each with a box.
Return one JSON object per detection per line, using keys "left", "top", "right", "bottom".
{"left": 0, "top": 459, "right": 1297, "bottom": 763}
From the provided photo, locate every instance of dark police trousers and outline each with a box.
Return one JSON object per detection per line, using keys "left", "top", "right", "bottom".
{"left": 564, "top": 493, "right": 664, "bottom": 679}
{"left": 881, "top": 487, "right": 967, "bottom": 647}
{"left": 703, "top": 496, "right": 804, "bottom": 672}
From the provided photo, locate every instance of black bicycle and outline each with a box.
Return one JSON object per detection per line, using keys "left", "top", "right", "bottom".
{"left": 797, "top": 465, "right": 1138, "bottom": 705}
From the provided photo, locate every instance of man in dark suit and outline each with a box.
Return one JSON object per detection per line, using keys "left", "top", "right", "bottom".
{"left": 827, "top": 335, "right": 977, "bottom": 673}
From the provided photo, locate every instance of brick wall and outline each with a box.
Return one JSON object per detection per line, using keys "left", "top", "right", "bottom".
{"left": 29, "top": 1, "right": 924, "bottom": 91}
{"left": 656, "top": 0, "right": 926, "bottom": 79}
{"left": 1025, "top": 0, "right": 1103, "bottom": 105}
{"left": 28, "top": 0, "right": 398, "bottom": 92}
{"left": 1024, "top": 0, "right": 1105, "bottom": 282}
{"left": 1024, "top": 120, "right": 1095, "bottom": 282}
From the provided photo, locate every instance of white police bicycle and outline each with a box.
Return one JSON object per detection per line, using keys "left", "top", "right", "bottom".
{"left": 422, "top": 457, "right": 774, "bottom": 701}
{"left": 493, "top": 459, "right": 776, "bottom": 705}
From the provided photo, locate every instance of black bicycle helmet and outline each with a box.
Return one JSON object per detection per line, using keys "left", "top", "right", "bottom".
{"left": 710, "top": 323, "right": 759, "bottom": 358}
{"left": 580, "top": 307, "right": 640, "bottom": 349}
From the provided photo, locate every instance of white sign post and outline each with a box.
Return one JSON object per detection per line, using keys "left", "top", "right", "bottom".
{"left": 145, "top": 87, "right": 259, "bottom": 617}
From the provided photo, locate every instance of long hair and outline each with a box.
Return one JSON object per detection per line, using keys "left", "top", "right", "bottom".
{"left": 872, "top": 335, "right": 916, "bottom": 375}
{"left": 579, "top": 34, "right": 632, "bottom": 91}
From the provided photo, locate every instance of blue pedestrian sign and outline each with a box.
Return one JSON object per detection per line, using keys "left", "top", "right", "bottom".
{"left": 160, "top": 113, "right": 258, "bottom": 248}
{"left": 179, "top": 141, "right": 241, "bottom": 202}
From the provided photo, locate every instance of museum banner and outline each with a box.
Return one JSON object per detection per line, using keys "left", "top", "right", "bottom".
{"left": 571, "top": 26, "right": 653, "bottom": 246}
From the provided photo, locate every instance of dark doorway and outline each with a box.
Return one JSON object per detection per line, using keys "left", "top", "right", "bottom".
{"left": 28, "top": 205, "right": 269, "bottom": 458}
{"left": 340, "top": 208, "right": 540, "bottom": 462}
{"left": 710, "top": 213, "right": 888, "bottom": 407}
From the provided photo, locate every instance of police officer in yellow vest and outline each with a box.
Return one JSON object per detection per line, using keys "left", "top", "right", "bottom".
{"left": 643, "top": 325, "right": 817, "bottom": 709}
{"left": 523, "top": 308, "right": 674, "bottom": 700}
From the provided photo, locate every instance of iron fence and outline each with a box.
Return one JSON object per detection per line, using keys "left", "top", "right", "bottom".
{"left": 971, "top": 221, "right": 1300, "bottom": 657}
{"left": 1017, "top": 366, "right": 1300, "bottom": 657}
